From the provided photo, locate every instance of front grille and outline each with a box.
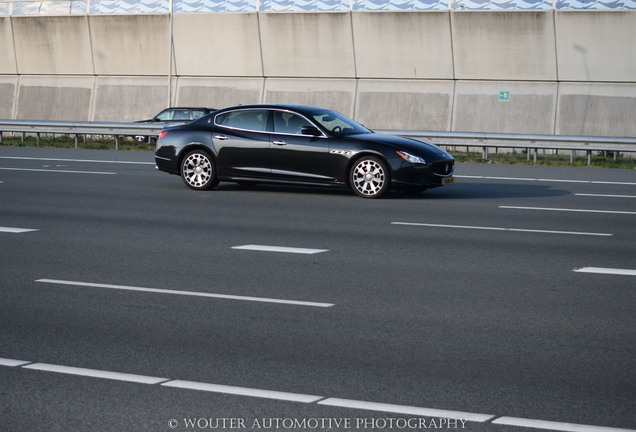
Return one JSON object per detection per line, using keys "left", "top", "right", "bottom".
{"left": 431, "top": 159, "right": 454, "bottom": 176}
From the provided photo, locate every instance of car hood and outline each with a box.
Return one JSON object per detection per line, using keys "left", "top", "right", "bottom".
{"left": 350, "top": 132, "right": 452, "bottom": 160}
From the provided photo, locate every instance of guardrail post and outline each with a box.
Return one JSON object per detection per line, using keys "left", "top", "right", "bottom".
{"left": 571, "top": 150, "right": 575, "bottom": 163}
{"left": 75, "top": 135, "right": 79, "bottom": 149}
{"left": 483, "top": 146, "right": 488, "bottom": 160}
{"left": 534, "top": 148, "right": 538, "bottom": 164}
{"left": 115, "top": 135, "right": 119, "bottom": 151}
{"left": 587, "top": 150, "right": 591, "bottom": 166}
{"left": 37, "top": 133, "right": 40, "bottom": 147}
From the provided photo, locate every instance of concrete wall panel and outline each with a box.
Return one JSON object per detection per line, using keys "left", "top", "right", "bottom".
{"left": 453, "top": 81, "right": 557, "bottom": 134}
{"left": 263, "top": 78, "right": 356, "bottom": 116}
{"left": 451, "top": 11, "right": 557, "bottom": 81}
{"left": 556, "top": 11, "right": 636, "bottom": 82}
{"left": 16, "top": 76, "right": 94, "bottom": 120}
{"left": 92, "top": 76, "right": 170, "bottom": 122}
{"left": 12, "top": 16, "right": 93, "bottom": 75}
{"left": 0, "top": 17, "right": 17, "bottom": 74}
{"left": 352, "top": 12, "right": 453, "bottom": 79}
{"left": 173, "top": 14, "right": 262, "bottom": 77}
{"left": 176, "top": 77, "right": 264, "bottom": 108}
{"left": 355, "top": 80, "right": 454, "bottom": 131}
{"left": 90, "top": 15, "right": 169, "bottom": 76}
{"left": 556, "top": 83, "right": 636, "bottom": 137}
{"left": 259, "top": 13, "right": 355, "bottom": 78}
{"left": 0, "top": 76, "right": 17, "bottom": 118}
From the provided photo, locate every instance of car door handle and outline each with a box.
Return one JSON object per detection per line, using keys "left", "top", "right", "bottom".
{"left": 272, "top": 141, "right": 287, "bottom": 146}
{"left": 214, "top": 135, "right": 229, "bottom": 140}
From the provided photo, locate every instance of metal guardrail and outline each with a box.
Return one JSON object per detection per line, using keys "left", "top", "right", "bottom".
{"left": 378, "top": 130, "right": 636, "bottom": 164}
{"left": 0, "top": 119, "right": 164, "bottom": 150}
{"left": 1, "top": 120, "right": 634, "bottom": 164}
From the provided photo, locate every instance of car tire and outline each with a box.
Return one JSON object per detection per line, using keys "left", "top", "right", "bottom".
{"left": 180, "top": 150, "right": 219, "bottom": 191}
{"left": 350, "top": 156, "right": 391, "bottom": 199}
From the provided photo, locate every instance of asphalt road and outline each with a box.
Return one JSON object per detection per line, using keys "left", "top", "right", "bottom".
{"left": 1, "top": 146, "right": 635, "bottom": 432}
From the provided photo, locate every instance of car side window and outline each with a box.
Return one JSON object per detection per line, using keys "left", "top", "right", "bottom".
{"left": 215, "top": 110, "right": 269, "bottom": 132}
{"left": 273, "top": 111, "right": 313, "bottom": 135}
{"left": 173, "top": 110, "right": 190, "bottom": 120}
{"left": 155, "top": 110, "right": 174, "bottom": 121}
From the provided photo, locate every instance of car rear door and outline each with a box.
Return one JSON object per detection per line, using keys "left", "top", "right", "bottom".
{"left": 212, "top": 109, "right": 271, "bottom": 179}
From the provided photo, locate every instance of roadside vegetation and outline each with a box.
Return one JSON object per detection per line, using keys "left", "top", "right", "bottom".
{"left": 2, "top": 134, "right": 634, "bottom": 169}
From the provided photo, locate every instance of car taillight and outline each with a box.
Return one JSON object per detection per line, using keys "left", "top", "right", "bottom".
{"left": 159, "top": 130, "right": 169, "bottom": 140}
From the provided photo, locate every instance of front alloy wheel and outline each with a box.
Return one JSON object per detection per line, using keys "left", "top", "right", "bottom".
{"left": 350, "top": 156, "right": 390, "bottom": 198}
{"left": 181, "top": 150, "right": 219, "bottom": 190}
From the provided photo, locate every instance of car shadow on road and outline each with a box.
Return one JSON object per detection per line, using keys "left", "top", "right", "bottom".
{"left": 215, "top": 181, "right": 569, "bottom": 200}
{"left": 411, "top": 182, "right": 570, "bottom": 200}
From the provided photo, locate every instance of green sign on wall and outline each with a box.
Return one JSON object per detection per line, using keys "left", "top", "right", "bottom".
{"left": 499, "top": 91, "right": 510, "bottom": 101}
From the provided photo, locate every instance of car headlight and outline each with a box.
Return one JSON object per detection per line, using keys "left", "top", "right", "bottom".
{"left": 397, "top": 151, "right": 426, "bottom": 165}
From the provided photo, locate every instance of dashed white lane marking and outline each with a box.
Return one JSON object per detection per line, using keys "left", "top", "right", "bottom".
{"left": 493, "top": 416, "right": 636, "bottom": 432}
{"left": 0, "top": 156, "right": 154, "bottom": 165}
{"left": 0, "top": 167, "right": 116, "bottom": 175}
{"left": 23, "top": 363, "right": 168, "bottom": 385}
{"left": 576, "top": 193, "right": 636, "bottom": 199}
{"left": 0, "top": 358, "right": 30, "bottom": 367}
{"left": 0, "top": 226, "right": 39, "bottom": 233}
{"left": 499, "top": 206, "right": 636, "bottom": 215}
{"left": 35, "top": 279, "right": 334, "bottom": 308}
{"left": 163, "top": 381, "right": 322, "bottom": 403}
{"left": 2, "top": 357, "right": 633, "bottom": 432}
{"left": 391, "top": 222, "right": 612, "bottom": 237}
{"left": 574, "top": 267, "right": 636, "bottom": 276}
{"left": 232, "top": 244, "right": 329, "bottom": 254}
{"left": 318, "top": 398, "right": 494, "bottom": 423}
{"left": 456, "top": 175, "right": 636, "bottom": 186}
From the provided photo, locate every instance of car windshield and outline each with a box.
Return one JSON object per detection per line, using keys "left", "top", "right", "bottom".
{"left": 309, "top": 110, "right": 371, "bottom": 136}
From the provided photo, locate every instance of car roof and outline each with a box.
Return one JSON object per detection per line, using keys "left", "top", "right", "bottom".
{"left": 216, "top": 104, "right": 331, "bottom": 113}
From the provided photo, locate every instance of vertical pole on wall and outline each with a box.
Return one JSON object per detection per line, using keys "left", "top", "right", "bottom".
{"left": 168, "top": 0, "right": 174, "bottom": 108}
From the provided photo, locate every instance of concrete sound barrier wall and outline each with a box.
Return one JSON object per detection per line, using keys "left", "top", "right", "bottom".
{"left": 17, "top": 76, "right": 94, "bottom": 120}
{"left": 11, "top": 16, "right": 93, "bottom": 75}
{"left": 1, "top": 10, "right": 635, "bottom": 138}
{"left": 0, "top": 17, "right": 16, "bottom": 74}
{"left": 0, "top": 76, "right": 17, "bottom": 118}
{"left": 175, "top": 77, "right": 264, "bottom": 108}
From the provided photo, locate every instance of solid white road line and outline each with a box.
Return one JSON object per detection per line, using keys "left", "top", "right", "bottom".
{"left": 318, "top": 398, "right": 494, "bottom": 423}
{"left": 232, "top": 244, "right": 329, "bottom": 254}
{"left": 500, "top": 206, "right": 636, "bottom": 215}
{"left": 2, "top": 356, "right": 634, "bottom": 432}
{"left": 23, "top": 363, "right": 168, "bottom": 384}
{"left": 391, "top": 222, "right": 612, "bottom": 237}
{"left": 0, "top": 156, "right": 154, "bottom": 165}
{"left": 35, "top": 279, "right": 334, "bottom": 308}
{"left": 456, "top": 175, "right": 636, "bottom": 186}
{"left": 574, "top": 267, "right": 636, "bottom": 276}
{"left": 0, "top": 167, "right": 116, "bottom": 175}
{"left": 0, "top": 226, "right": 39, "bottom": 233}
{"left": 493, "top": 416, "right": 636, "bottom": 432}
{"left": 163, "top": 381, "right": 322, "bottom": 403}
{"left": 576, "top": 193, "right": 636, "bottom": 199}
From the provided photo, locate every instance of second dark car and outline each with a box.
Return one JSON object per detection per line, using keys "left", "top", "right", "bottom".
{"left": 134, "top": 107, "right": 214, "bottom": 142}
{"left": 154, "top": 104, "right": 454, "bottom": 198}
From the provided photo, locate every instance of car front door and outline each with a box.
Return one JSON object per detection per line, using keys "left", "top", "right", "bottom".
{"left": 269, "top": 110, "right": 336, "bottom": 183}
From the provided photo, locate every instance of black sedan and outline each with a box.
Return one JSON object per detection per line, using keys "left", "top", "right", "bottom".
{"left": 154, "top": 104, "right": 454, "bottom": 198}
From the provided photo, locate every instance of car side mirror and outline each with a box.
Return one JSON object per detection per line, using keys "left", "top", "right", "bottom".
{"left": 301, "top": 126, "right": 322, "bottom": 136}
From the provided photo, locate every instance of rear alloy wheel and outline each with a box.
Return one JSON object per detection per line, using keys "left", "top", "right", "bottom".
{"left": 180, "top": 150, "right": 219, "bottom": 190}
{"left": 350, "top": 156, "right": 390, "bottom": 198}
